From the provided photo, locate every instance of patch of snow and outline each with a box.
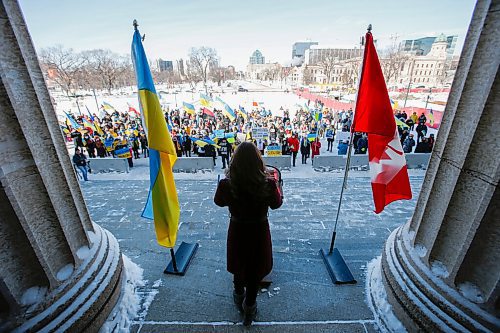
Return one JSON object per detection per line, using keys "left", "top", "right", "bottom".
{"left": 57, "top": 264, "right": 74, "bottom": 281}
{"left": 76, "top": 246, "right": 91, "bottom": 260}
{"left": 365, "top": 256, "right": 407, "bottom": 333}
{"left": 21, "top": 286, "right": 48, "bottom": 306}
{"left": 87, "top": 230, "right": 98, "bottom": 243}
{"left": 430, "top": 260, "right": 449, "bottom": 278}
{"left": 273, "top": 287, "right": 281, "bottom": 291}
{"left": 458, "top": 282, "right": 484, "bottom": 303}
{"left": 100, "top": 255, "right": 145, "bottom": 333}
{"left": 151, "top": 279, "right": 162, "bottom": 289}
{"left": 413, "top": 245, "right": 427, "bottom": 258}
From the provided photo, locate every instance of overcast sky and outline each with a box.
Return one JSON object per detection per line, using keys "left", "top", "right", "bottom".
{"left": 19, "top": 0, "right": 476, "bottom": 70}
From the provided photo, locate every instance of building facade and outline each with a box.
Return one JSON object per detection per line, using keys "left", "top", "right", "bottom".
{"left": 292, "top": 41, "right": 319, "bottom": 59}
{"left": 394, "top": 34, "right": 451, "bottom": 88}
{"left": 305, "top": 46, "right": 363, "bottom": 65}
{"left": 157, "top": 58, "right": 173, "bottom": 72}
{"left": 401, "top": 34, "right": 458, "bottom": 57}
{"left": 249, "top": 50, "right": 265, "bottom": 64}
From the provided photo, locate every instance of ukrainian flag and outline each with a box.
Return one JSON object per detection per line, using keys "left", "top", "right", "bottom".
{"left": 238, "top": 105, "right": 248, "bottom": 120}
{"left": 183, "top": 102, "right": 196, "bottom": 115}
{"left": 102, "top": 102, "right": 116, "bottom": 113}
{"left": 223, "top": 104, "right": 236, "bottom": 121}
{"left": 428, "top": 109, "right": 435, "bottom": 126}
{"left": 200, "top": 93, "right": 212, "bottom": 107}
{"left": 64, "top": 111, "right": 81, "bottom": 129}
{"left": 131, "top": 28, "right": 180, "bottom": 248}
{"left": 395, "top": 116, "right": 409, "bottom": 129}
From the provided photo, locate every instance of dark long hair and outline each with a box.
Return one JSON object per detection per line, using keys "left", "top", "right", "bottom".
{"left": 227, "top": 142, "right": 270, "bottom": 201}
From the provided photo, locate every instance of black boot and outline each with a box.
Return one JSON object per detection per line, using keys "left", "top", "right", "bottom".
{"left": 242, "top": 300, "right": 257, "bottom": 326}
{"left": 233, "top": 291, "right": 244, "bottom": 313}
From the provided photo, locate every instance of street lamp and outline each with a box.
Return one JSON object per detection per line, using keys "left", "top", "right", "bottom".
{"left": 424, "top": 87, "right": 432, "bottom": 110}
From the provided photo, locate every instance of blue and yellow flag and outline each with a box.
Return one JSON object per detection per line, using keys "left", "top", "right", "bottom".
{"left": 428, "top": 109, "right": 435, "bottom": 126}
{"left": 102, "top": 102, "right": 116, "bottom": 113}
{"left": 64, "top": 111, "right": 81, "bottom": 129}
{"left": 238, "top": 105, "right": 248, "bottom": 120}
{"left": 183, "top": 102, "right": 195, "bottom": 115}
{"left": 395, "top": 116, "right": 409, "bottom": 129}
{"left": 131, "top": 27, "right": 180, "bottom": 248}
{"left": 200, "top": 93, "right": 212, "bottom": 107}
{"left": 223, "top": 104, "right": 236, "bottom": 121}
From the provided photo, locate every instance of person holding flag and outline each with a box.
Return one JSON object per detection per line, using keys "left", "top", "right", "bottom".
{"left": 131, "top": 22, "right": 180, "bottom": 249}
{"left": 351, "top": 26, "right": 412, "bottom": 213}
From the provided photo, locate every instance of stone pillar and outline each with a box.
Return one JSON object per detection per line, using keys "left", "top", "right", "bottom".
{"left": 369, "top": 0, "right": 500, "bottom": 331}
{"left": 0, "top": 1, "right": 123, "bottom": 331}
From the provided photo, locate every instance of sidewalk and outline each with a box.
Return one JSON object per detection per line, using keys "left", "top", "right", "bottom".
{"left": 82, "top": 166, "right": 424, "bottom": 332}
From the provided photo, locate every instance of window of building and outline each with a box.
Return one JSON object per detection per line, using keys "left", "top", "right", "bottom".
{"left": 427, "top": 78, "right": 430, "bottom": 82}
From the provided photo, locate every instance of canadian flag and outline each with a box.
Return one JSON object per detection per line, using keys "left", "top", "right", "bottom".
{"left": 353, "top": 30, "right": 412, "bottom": 213}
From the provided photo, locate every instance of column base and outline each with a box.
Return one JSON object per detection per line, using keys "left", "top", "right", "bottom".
{"left": 368, "top": 224, "right": 500, "bottom": 332}
{"left": 4, "top": 225, "right": 123, "bottom": 332}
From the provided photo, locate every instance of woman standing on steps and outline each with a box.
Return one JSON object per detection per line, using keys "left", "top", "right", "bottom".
{"left": 214, "top": 142, "right": 283, "bottom": 326}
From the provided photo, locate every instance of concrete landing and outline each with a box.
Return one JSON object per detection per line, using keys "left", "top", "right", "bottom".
{"left": 82, "top": 172, "right": 423, "bottom": 332}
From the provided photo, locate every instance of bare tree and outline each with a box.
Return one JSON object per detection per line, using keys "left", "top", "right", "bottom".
{"left": 39, "top": 45, "right": 86, "bottom": 96}
{"left": 319, "top": 54, "right": 337, "bottom": 84}
{"left": 188, "top": 47, "right": 218, "bottom": 93}
{"left": 185, "top": 60, "right": 203, "bottom": 90}
{"left": 84, "top": 49, "right": 131, "bottom": 94}
{"left": 380, "top": 35, "right": 409, "bottom": 86}
{"left": 210, "top": 66, "right": 225, "bottom": 86}
{"left": 302, "top": 65, "right": 314, "bottom": 86}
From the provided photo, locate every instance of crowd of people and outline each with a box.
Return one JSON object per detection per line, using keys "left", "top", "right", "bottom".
{"left": 62, "top": 96, "right": 436, "bottom": 180}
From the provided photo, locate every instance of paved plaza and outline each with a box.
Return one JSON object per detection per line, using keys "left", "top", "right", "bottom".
{"left": 81, "top": 162, "right": 425, "bottom": 333}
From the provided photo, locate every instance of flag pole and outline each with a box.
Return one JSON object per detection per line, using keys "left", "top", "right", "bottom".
{"left": 329, "top": 128, "right": 355, "bottom": 253}
{"left": 132, "top": 19, "right": 198, "bottom": 276}
{"left": 329, "top": 24, "right": 372, "bottom": 251}
{"left": 319, "top": 24, "right": 372, "bottom": 285}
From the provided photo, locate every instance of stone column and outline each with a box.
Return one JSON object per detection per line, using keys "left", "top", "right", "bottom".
{"left": 368, "top": 0, "right": 500, "bottom": 331}
{"left": 0, "top": 1, "right": 123, "bottom": 331}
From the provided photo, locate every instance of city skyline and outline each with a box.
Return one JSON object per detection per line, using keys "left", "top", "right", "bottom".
{"left": 19, "top": 0, "right": 476, "bottom": 70}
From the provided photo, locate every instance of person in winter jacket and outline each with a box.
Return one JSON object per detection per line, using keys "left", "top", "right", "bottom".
{"left": 403, "top": 134, "right": 416, "bottom": 153}
{"left": 287, "top": 134, "right": 300, "bottom": 167}
{"left": 219, "top": 138, "right": 232, "bottom": 169}
{"left": 418, "top": 112, "right": 427, "bottom": 125}
{"left": 72, "top": 148, "right": 88, "bottom": 181}
{"left": 214, "top": 142, "right": 282, "bottom": 327}
{"left": 355, "top": 134, "right": 368, "bottom": 154}
{"left": 311, "top": 138, "right": 321, "bottom": 164}
{"left": 338, "top": 140, "right": 348, "bottom": 155}
{"left": 415, "top": 137, "right": 431, "bottom": 153}
{"left": 416, "top": 122, "right": 428, "bottom": 143}
{"left": 300, "top": 136, "right": 311, "bottom": 164}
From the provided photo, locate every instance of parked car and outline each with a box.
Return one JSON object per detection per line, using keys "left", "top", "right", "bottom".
{"left": 238, "top": 87, "right": 248, "bottom": 92}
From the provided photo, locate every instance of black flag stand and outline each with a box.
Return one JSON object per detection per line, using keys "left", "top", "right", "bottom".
{"left": 164, "top": 242, "right": 199, "bottom": 276}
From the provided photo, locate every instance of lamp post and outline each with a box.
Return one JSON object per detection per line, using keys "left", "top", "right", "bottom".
{"left": 424, "top": 87, "right": 432, "bottom": 110}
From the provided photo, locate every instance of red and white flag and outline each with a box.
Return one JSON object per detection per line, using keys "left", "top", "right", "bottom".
{"left": 127, "top": 103, "right": 141, "bottom": 117}
{"left": 353, "top": 30, "right": 412, "bottom": 213}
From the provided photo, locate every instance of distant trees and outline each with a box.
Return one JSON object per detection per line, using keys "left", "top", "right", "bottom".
{"left": 39, "top": 45, "right": 86, "bottom": 96}
{"left": 187, "top": 46, "right": 218, "bottom": 93}
{"left": 38, "top": 44, "right": 234, "bottom": 93}
{"left": 39, "top": 46, "right": 133, "bottom": 95}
